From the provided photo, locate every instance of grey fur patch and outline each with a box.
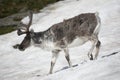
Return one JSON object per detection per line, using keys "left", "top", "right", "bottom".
{"left": 49, "top": 13, "right": 97, "bottom": 46}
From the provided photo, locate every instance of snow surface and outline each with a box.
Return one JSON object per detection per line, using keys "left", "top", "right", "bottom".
{"left": 0, "top": 0, "right": 120, "bottom": 80}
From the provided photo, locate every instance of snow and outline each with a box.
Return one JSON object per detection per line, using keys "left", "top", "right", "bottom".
{"left": 0, "top": 0, "right": 120, "bottom": 80}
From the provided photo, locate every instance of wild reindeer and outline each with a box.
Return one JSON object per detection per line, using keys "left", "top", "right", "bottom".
{"left": 13, "top": 11, "right": 101, "bottom": 74}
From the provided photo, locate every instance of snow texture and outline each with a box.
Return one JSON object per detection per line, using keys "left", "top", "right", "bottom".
{"left": 0, "top": 0, "right": 120, "bottom": 80}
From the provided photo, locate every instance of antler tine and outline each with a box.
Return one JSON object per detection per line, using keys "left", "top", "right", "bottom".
{"left": 27, "top": 11, "right": 33, "bottom": 31}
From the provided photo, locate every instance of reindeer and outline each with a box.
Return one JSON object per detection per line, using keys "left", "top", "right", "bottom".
{"left": 13, "top": 11, "right": 101, "bottom": 74}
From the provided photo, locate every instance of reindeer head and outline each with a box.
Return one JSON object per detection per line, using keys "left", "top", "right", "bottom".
{"left": 13, "top": 11, "right": 33, "bottom": 51}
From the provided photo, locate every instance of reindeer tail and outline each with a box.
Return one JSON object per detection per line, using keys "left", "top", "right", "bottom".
{"left": 93, "top": 12, "right": 101, "bottom": 35}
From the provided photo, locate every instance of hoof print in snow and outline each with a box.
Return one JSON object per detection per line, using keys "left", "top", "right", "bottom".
{"left": 36, "top": 75, "right": 41, "bottom": 77}
{"left": 72, "top": 64, "right": 78, "bottom": 67}
{"left": 55, "top": 64, "right": 78, "bottom": 73}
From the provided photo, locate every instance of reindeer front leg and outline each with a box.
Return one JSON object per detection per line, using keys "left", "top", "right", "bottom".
{"left": 64, "top": 48, "right": 72, "bottom": 67}
{"left": 49, "top": 50, "right": 60, "bottom": 74}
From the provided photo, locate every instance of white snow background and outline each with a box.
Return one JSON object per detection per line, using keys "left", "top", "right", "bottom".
{"left": 0, "top": 0, "right": 120, "bottom": 80}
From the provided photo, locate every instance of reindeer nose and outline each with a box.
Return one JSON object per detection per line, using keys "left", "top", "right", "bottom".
{"left": 18, "top": 46, "right": 25, "bottom": 51}
{"left": 19, "top": 48, "right": 25, "bottom": 51}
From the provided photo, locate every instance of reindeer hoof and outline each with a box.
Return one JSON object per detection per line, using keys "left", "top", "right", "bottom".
{"left": 49, "top": 71, "right": 53, "bottom": 74}
{"left": 90, "top": 54, "right": 94, "bottom": 60}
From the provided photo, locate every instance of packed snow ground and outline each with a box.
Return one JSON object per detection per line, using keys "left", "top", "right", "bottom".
{"left": 0, "top": 0, "right": 120, "bottom": 80}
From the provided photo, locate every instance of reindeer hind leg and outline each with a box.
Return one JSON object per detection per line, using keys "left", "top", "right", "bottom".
{"left": 94, "top": 40, "right": 101, "bottom": 59}
{"left": 88, "top": 36, "right": 101, "bottom": 60}
{"left": 88, "top": 41, "right": 96, "bottom": 60}
{"left": 88, "top": 35, "right": 99, "bottom": 60}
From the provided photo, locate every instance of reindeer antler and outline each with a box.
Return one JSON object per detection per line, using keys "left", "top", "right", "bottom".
{"left": 27, "top": 11, "right": 33, "bottom": 31}
{"left": 17, "top": 11, "right": 33, "bottom": 36}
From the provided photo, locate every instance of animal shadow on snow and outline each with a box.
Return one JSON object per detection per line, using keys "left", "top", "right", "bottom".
{"left": 55, "top": 51, "right": 120, "bottom": 73}
{"left": 55, "top": 64, "right": 78, "bottom": 73}
{"left": 102, "top": 51, "right": 120, "bottom": 58}
{"left": 35, "top": 51, "right": 120, "bottom": 76}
